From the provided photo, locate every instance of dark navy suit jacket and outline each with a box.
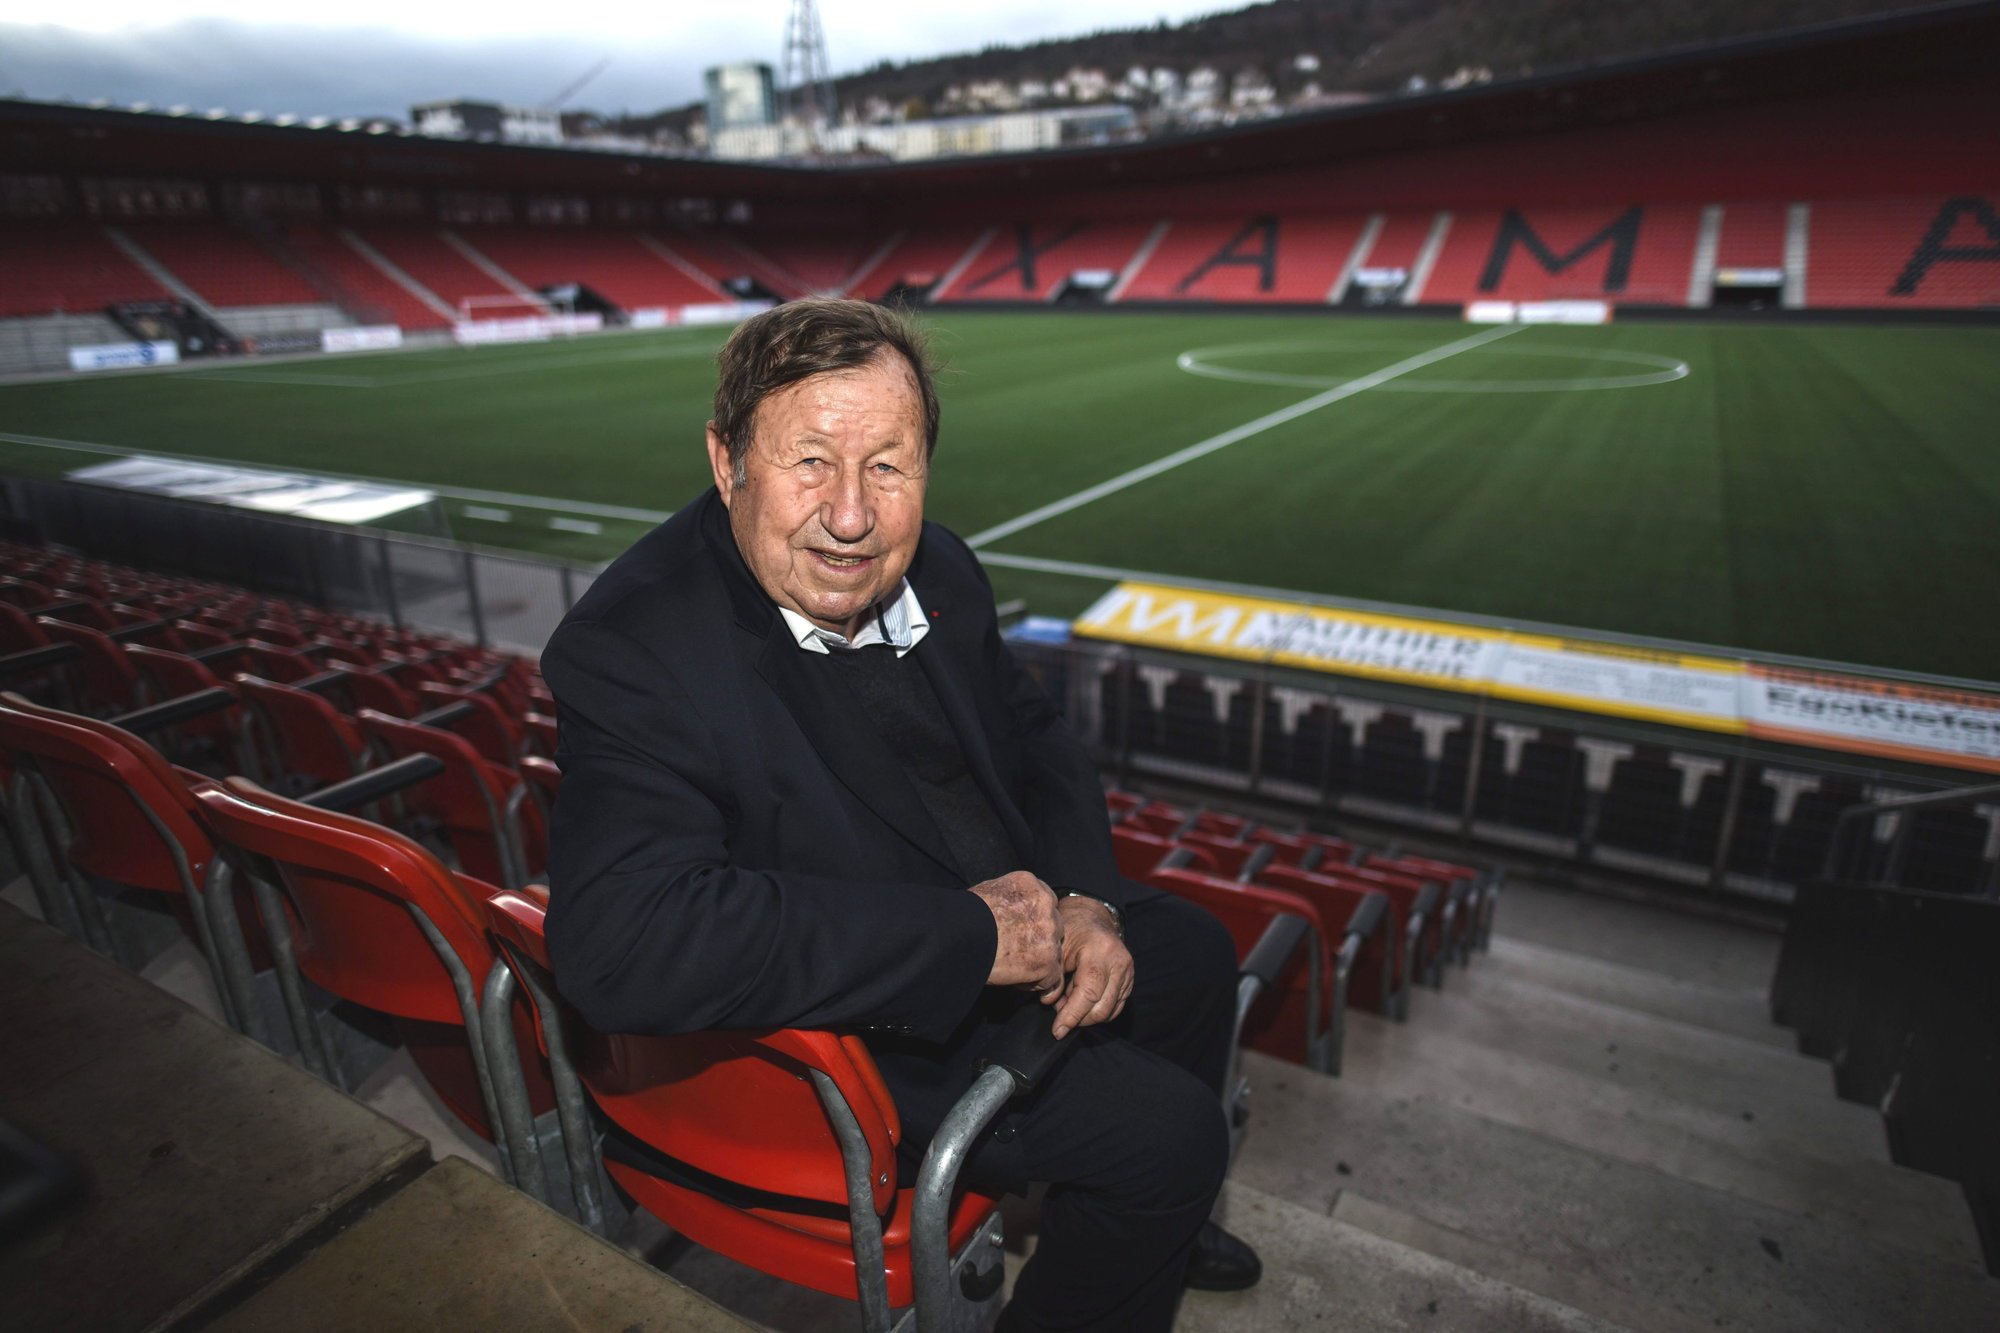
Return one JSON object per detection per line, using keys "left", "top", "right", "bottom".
{"left": 541, "top": 488, "right": 1141, "bottom": 1134}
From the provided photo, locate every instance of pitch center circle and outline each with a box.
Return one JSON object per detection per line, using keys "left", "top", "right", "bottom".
{"left": 1175, "top": 338, "right": 1690, "bottom": 393}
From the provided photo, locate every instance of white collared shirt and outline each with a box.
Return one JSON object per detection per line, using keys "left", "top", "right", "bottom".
{"left": 778, "top": 578, "right": 931, "bottom": 657}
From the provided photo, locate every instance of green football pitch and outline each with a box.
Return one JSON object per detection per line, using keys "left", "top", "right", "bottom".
{"left": 1, "top": 311, "right": 1996, "bottom": 681}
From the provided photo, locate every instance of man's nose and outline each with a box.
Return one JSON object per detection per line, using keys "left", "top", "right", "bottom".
{"left": 821, "top": 468, "right": 872, "bottom": 542}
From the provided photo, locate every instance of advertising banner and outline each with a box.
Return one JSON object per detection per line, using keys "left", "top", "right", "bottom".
{"left": 1074, "top": 583, "right": 1505, "bottom": 693}
{"left": 68, "top": 340, "right": 179, "bottom": 372}
{"left": 453, "top": 312, "right": 604, "bottom": 345}
{"left": 322, "top": 325, "right": 404, "bottom": 354}
{"left": 1743, "top": 666, "right": 2000, "bottom": 775}
{"left": 1489, "top": 635, "right": 1742, "bottom": 733}
{"left": 1072, "top": 580, "right": 2000, "bottom": 773}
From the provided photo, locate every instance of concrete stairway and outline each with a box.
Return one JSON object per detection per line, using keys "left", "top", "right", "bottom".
{"left": 1181, "top": 881, "right": 2000, "bottom": 1332}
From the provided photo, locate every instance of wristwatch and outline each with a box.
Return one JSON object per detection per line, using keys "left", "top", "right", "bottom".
{"left": 1054, "top": 888, "right": 1124, "bottom": 938}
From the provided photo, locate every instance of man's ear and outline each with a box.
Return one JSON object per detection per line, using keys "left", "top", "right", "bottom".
{"left": 705, "top": 423, "right": 735, "bottom": 506}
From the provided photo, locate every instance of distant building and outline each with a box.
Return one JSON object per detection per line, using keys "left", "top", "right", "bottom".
{"left": 705, "top": 63, "right": 778, "bottom": 132}
{"left": 711, "top": 104, "right": 1138, "bottom": 163}
{"left": 410, "top": 100, "right": 563, "bottom": 146}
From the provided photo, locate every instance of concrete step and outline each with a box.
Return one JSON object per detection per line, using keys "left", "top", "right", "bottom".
{"left": 1493, "top": 882, "right": 1779, "bottom": 993}
{"left": 1338, "top": 1012, "right": 1982, "bottom": 1269}
{"left": 1481, "top": 936, "right": 1785, "bottom": 1048}
{"left": 1405, "top": 971, "right": 1887, "bottom": 1162}
{"left": 1235, "top": 1054, "right": 2000, "bottom": 1333}
{"left": 1178, "top": 1181, "right": 1625, "bottom": 1332}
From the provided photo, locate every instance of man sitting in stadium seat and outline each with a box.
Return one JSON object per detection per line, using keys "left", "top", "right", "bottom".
{"left": 542, "top": 297, "right": 1260, "bottom": 1329}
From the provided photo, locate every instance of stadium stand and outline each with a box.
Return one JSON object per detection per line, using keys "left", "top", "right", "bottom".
{"left": 1418, "top": 203, "right": 1706, "bottom": 308}
{"left": 350, "top": 226, "right": 539, "bottom": 316}
{"left": 1808, "top": 193, "right": 2000, "bottom": 309}
{"left": 275, "top": 222, "right": 453, "bottom": 329}
{"left": 842, "top": 225, "right": 995, "bottom": 301}
{"left": 0, "top": 220, "right": 168, "bottom": 315}
{"left": 656, "top": 227, "right": 810, "bottom": 300}
{"left": 452, "top": 227, "right": 731, "bottom": 311}
{"left": 1117, "top": 214, "right": 1373, "bottom": 304}
{"left": 1713, "top": 200, "right": 1791, "bottom": 273}
{"left": 743, "top": 229, "right": 890, "bottom": 297}
{"left": 931, "top": 221, "right": 1156, "bottom": 303}
{"left": 119, "top": 219, "right": 324, "bottom": 309}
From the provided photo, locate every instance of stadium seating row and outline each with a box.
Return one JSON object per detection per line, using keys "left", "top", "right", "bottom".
{"left": 4, "top": 537, "right": 1462, "bottom": 1324}
{"left": 5, "top": 192, "right": 1993, "bottom": 326}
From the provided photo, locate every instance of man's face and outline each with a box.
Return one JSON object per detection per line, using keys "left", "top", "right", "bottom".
{"left": 708, "top": 352, "right": 930, "bottom": 638}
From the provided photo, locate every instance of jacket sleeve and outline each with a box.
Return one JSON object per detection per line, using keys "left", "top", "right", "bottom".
{"left": 541, "top": 617, "right": 998, "bottom": 1041}
{"left": 959, "top": 548, "right": 1137, "bottom": 911}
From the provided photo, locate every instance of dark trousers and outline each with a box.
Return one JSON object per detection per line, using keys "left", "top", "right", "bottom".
{"left": 961, "top": 889, "right": 1239, "bottom": 1333}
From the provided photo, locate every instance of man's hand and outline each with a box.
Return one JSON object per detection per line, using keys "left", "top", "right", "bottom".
{"left": 971, "top": 871, "right": 1064, "bottom": 995}
{"left": 1047, "top": 896, "right": 1134, "bottom": 1039}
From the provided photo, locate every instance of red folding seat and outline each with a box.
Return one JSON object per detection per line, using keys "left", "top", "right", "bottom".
{"left": 235, "top": 674, "right": 368, "bottom": 792}
{"left": 35, "top": 616, "right": 144, "bottom": 716}
{"left": 522, "top": 711, "right": 558, "bottom": 758}
{"left": 0, "top": 576, "right": 52, "bottom": 607}
{"left": 478, "top": 884, "right": 1051, "bottom": 1329}
{"left": 193, "top": 776, "right": 554, "bottom": 1154}
{"left": 1177, "top": 829, "right": 1270, "bottom": 881}
{"left": 1103, "top": 788, "right": 1144, "bottom": 821}
{"left": 519, "top": 755, "right": 561, "bottom": 815}
{"left": 1303, "top": 832, "right": 1359, "bottom": 865}
{"left": 1244, "top": 827, "right": 1321, "bottom": 868}
{"left": 1312, "top": 862, "right": 1449, "bottom": 989}
{"left": 358, "top": 710, "right": 546, "bottom": 889}
{"left": 1146, "top": 866, "right": 1336, "bottom": 1073}
{"left": 1111, "top": 825, "right": 1216, "bottom": 880}
{"left": 1191, "top": 810, "right": 1249, "bottom": 839}
{"left": 415, "top": 680, "right": 521, "bottom": 768}
{"left": 1257, "top": 863, "right": 1408, "bottom": 1020}
{"left": 1124, "top": 802, "right": 1190, "bottom": 838}
{"left": 170, "top": 619, "right": 238, "bottom": 651}
{"left": 0, "top": 691, "right": 261, "bottom": 1032}
{"left": 38, "top": 596, "right": 118, "bottom": 631}
{"left": 343, "top": 666, "right": 421, "bottom": 719}
{"left": 0, "top": 602, "right": 51, "bottom": 655}
{"left": 240, "top": 639, "right": 322, "bottom": 684}
{"left": 123, "top": 644, "right": 252, "bottom": 774}
{"left": 1367, "top": 852, "right": 1498, "bottom": 952}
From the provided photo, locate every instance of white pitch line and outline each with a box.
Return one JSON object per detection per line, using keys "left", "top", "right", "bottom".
{"left": 0, "top": 431, "right": 673, "bottom": 524}
{"left": 963, "top": 323, "right": 1524, "bottom": 548}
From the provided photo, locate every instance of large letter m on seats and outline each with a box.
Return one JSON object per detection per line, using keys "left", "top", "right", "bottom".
{"left": 1478, "top": 207, "right": 1643, "bottom": 294}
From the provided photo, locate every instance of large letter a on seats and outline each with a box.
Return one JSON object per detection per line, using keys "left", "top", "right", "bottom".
{"left": 1891, "top": 197, "right": 2000, "bottom": 296}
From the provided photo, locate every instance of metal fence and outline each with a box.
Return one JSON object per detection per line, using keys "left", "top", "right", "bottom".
{"left": 1011, "top": 636, "right": 2000, "bottom": 903}
{"left": 4, "top": 474, "right": 598, "bottom": 655}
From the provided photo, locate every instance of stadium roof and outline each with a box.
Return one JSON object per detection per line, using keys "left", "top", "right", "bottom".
{"left": 3, "top": 0, "right": 1995, "bottom": 206}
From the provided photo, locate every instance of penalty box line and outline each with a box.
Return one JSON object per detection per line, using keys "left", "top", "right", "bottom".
{"left": 963, "top": 323, "right": 1525, "bottom": 550}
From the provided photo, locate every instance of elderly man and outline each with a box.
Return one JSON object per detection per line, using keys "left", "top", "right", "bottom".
{"left": 542, "top": 298, "right": 1260, "bottom": 1331}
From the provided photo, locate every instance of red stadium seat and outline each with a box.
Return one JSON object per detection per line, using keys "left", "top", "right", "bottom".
{"left": 1111, "top": 825, "right": 1216, "bottom": 881}
{"left": 235, "top": 674, "right": 368, "bottom": 792}
{"left": 192, "top": 776, "right": 552, "bottom": 1149}
{"left": 478, "top": 884, "right": 1027, "bottom": 1327}
{"left": 358, "top": 709, "right": 546, "bottom": 889}
{"left": 34, "top": 616, "right": 144, "bottom": 716}
{"left": 1258, "top": 864, "right": 1409, "bottom": 1020}
{"left": 0, "top": 691, "right": 258, "bottom": 1031}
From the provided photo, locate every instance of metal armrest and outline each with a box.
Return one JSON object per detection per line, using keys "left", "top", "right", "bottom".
{"left": 412, "top": 699, "right": 476, "bottom": 729}
{"left": 1239, "top": 911, "right": 1310, "bottom": 994}
{"left": 105, "top": 617, "right": 170, "bottom": 643}
{"left": 976, "top": 999, "right": 1079, "bottom": 1094}
{"left": 108, "top": 686, "right": 236, "bottom": 735}
{"left": 1242, "top": 841, "right": 1277, "bottom": 882}
{"left": 0, "top": 643, "right": 80, "bottom": 678}
{"left": 190, "top": 643, "right": 253, "bottom": 665}
{"left": 295, "top": 668, "right": 352, "bottom": 696}
{"left": 28, "top": 598, "right": 91, "bottom": 618}
{"left": 1344, "top": 891, "right": 1388, "bottom": 943}
{"left": 913, "top": 1004, "right": 1074, "bottom": 1329}
{"left": 302, "top": 753, "right": 444, "bottom": 810}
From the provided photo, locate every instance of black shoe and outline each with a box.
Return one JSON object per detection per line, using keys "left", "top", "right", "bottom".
{"left": 1183, "top": 1220, "right": 1263, "bottom": 1292}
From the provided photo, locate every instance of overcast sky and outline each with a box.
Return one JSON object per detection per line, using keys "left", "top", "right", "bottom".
{"left": 0, "top": 4, "right": 1236, "bottom": 120}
